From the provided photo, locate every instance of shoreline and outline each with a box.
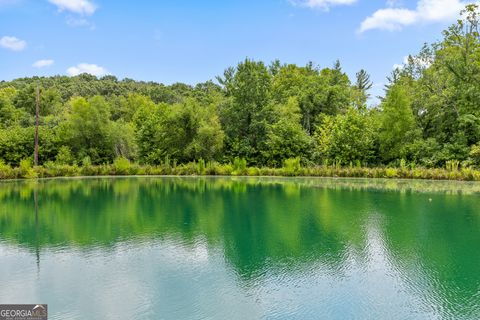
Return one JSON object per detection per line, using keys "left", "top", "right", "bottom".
{"left": 2, "top": 164, "right": 480, "bottom": 182}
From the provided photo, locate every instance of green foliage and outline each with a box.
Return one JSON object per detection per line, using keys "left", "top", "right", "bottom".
{"left": 59, "top": 96, "right": 114, "bottom": 164}
{"left": 283, "top": 157, "right": 302, "bottom": 176}
{"left": 110, "top": 121, "right": 137, "bottom": 160}
{"left": 0, "top": 87, "right": 25, "bottom": 128}
{"left": 354, "top": 69, "right": 373, "bottom": 109}
{"left": 263, "top": 97, "right": 312, "bottom": 167}
{"left": 0, "top": 126, "right": 58, "bottom": 166}
{"left": 379, "top": 84, "right": 417, "bottom": 162}
{"left": 219, "top": 59, "right": 273, "bottom": 165}
{"left": 13, "top": 85, "right": 62, "bottom": 117}
{"left": 19, "top": 159, "right": 36, "bottom": 179}
{"left": 468, "top": 143, "right": 480, "bottom": 166}
{"left": 55, "top": 146, "right": 74, "bottom": 165}
{"left": 314, "top": 108, "right": 377, "bottom": 164}
{"left": 0, "top": 5, "right": 480, "bottom": 175}
{"left": 2, "top": 158, "right": 480, "bottom": 181}
{"left": 404, "top": 138, "right": 441, "bottom": 167}
{"left": 197, "top": 159, "right": 206, "bottom": 175}
{"left": 270, "top": 61, "right": 352, "bottom": 134}
{"left": 111, "top": 93, "right": 154, "bottom": 122}
{"left": 134, "top": 99, "right": 224, "bottom": 164}
{"left": 446, "top": 160, "right": 460, "bottom": 172}
{"left": 400, "top": 4, "right": 480, "bottom": 165}
{"left": 81, "top": 156, "right": 92, "bottom": 167}
{"left": 113, "top": 157, "right": 132, "bottom": 175}
{"left": 0, "top": 127, "right": 34, "bottom": 165}
{"left": 232, "top": 157, "right": 247, "bottom": 175}
{"left": 184, "top": 104, "right": 225, "bottom": 161}
{"left": 40, "top": 161, "right": 80, "bottom": 178}
{"left": 0, "top": 160, "right": 13, "bottom": 179}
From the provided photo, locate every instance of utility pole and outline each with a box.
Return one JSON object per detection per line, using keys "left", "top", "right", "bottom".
{"left": 34, "top": 85, "right": 40, "bottom": 167}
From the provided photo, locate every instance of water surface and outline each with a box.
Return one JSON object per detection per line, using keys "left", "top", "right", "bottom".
{"left": 0, "top": 177, "right": 479, "bottom": 319}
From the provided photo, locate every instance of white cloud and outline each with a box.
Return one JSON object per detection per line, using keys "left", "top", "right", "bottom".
{"left": 359, "top": 0, "right": 476, "bottom": 32}
{"left": 66, "top": 16, "right": 95, "bottom": 29}
{"left": 33, "top": 59, "right": 54, "bottom": 68}
{"left": 393, "top": 55, "right": 433, "bottom": 70}
{"left": 290, "top": 0, "right": 357, "bottom": 10}
{"left": 386, "top": 0, "right": 403, "bottom": 7}
{"left": 393, "top": 63, "right": 404, "bottom": 70}
{"left": 392, "top": 56, "right": 410, "bottom": 70}
{"left": 48, "top": 0, "right": 96, "bottom": 15}
{"left": 360, "top": 8, "right": 417, "bottom": 32}
{"left": 0, "top": 36, "right": 26, "bottom": 51}
{"left": 67, "top": 63, "right": 108, "bottom": 76}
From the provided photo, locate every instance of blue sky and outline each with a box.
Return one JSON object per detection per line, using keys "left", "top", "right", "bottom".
{"left": 0, "top": 0, "right": 475, "bottom": 99}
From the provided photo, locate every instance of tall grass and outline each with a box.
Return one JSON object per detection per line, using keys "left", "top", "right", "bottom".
{"left": 0, "top": 160, "right": 13, "bottom": 179}
{"left": 283, "top": 157, "right": 302, "bottom": 176}
{"left": 113, "top": 157, "right": 134, "bottom": 175}
{"left": 232, "top": 157, "right": 247, "bottom": 175}
{"left": 19, "top": 159, "right": 37, "bottom": 179}
{"left": 1, "top": 160, "right": 480, "bottom": 181}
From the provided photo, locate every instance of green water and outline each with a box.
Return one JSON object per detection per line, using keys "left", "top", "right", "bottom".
{"left": 0, "top": 177, "right": 479, "bottom": 319}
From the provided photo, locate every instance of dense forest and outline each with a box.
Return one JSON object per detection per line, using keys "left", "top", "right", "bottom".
{"left": 1, "top": 5, "right": 480, "bottom": 175}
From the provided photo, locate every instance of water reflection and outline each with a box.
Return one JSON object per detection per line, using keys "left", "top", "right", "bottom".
{"left": 0, "top": 177, "right": 479, "bottom": 319}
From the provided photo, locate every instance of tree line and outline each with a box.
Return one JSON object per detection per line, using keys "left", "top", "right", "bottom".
{"left": 1, "top": 5, "right": 480, "bottom": 170}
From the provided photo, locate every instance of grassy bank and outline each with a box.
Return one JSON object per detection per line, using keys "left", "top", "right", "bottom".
{"left": 1, "top": 158, "right": 480, "bottom": 181}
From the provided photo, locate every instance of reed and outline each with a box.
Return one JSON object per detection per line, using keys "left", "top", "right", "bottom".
{"left": 2, "top": 160, "right": 480, "bottom": 181}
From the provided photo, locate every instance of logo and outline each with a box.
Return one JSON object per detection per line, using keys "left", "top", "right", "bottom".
{"left": 0, "top": 305, "right": 47, "bottom": 320}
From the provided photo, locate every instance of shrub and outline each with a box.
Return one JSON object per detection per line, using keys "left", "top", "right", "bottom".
{"left": 247, "top": 167, "right": 260, "bottom": 176}
{"left": 55, "top": 146, "right": 75, "bottom": 165}
{"left": 232, "top": 157, "right": 247, "bottom": 175}
{"left": 197, "top": 159, "right": 206, "bottom": 175}
{"left": 334, "top": 160, "right": 341, "bottom": 169}
{"left": 385, "top": 168, "right": 398, "bottom": 178}
{"left": 19, "top": 159, "right": 37, "bottom": 179}
{"left": 205, "top": 161, "right": 220, "bottom": 175}
{"left": 49, "top": 164, "right": 80, "bottom": 177}
{"left": 0, "top": 160, "right": 13, "bottom": 179}
{"left": 468, "top": 143, "right": 480, "bottom": 167}
{"left": 283, "top": 157, "right": 302, "bottom": 176}
{"left": 164, "top": 156, "right": 171, "bottom": 169}
{"left": 446, "top": 160, "right": 460, "bottom": 171}
{"left": 216, "top": 164, "right": 233, "bottom": 176}
{"left": 113, "top": 157, "right": 132, "bottom": 175}
{"left": 81, "top": 156, "right": 92, "bottom": 167}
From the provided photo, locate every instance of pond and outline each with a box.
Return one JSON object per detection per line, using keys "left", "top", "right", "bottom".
{"left": 0, "top": 177, "right": 479, "bottom": 319}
